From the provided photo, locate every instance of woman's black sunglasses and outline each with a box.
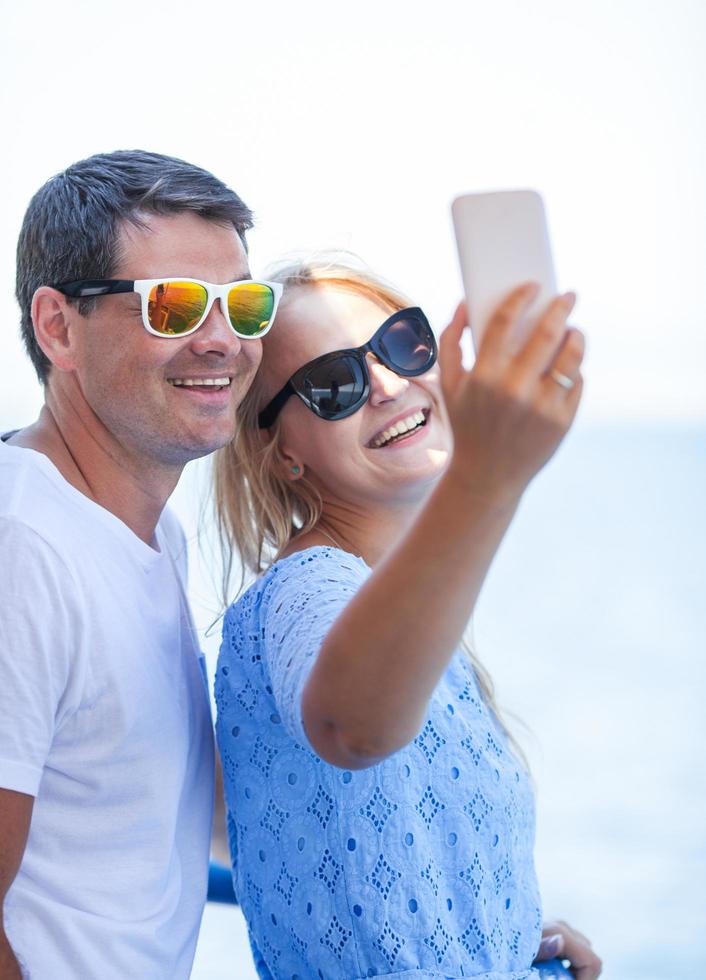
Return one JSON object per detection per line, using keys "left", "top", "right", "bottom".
{"left": 258, "top": 307, "right": 437, "bottom": 427}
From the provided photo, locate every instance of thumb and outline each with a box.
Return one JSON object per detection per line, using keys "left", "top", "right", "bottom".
{"left": 536, "top": 933, "right": 565, "bottom": 961}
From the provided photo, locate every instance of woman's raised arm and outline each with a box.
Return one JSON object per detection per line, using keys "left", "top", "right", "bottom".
{"left": 301, "top": 283, "right": 585, "bottom": 768}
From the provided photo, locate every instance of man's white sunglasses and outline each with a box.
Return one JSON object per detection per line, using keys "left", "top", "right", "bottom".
{"left": 53, "top": 277, "right": 283, "bottom": 340}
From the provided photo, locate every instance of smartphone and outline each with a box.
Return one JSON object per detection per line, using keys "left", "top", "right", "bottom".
{"left": 451, "top": 189, "right": 558, "bottom": 355}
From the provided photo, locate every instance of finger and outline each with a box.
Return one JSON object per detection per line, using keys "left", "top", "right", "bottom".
{"left": 515, "top": 291, "right": 577, "bottom": 381}
{"left": 476, "top": 281, "right": 541, "bottom": 368}
{"left": 545, "top": 919, "right": 595, "bottom": 950}
{"left": 544, "top": 371, "right": 584, "bottom": 432}
{"left": 565, "top": 924, "right": 592, "bottom": 947}
{"left": 561, "top": 934, "right": 603, "bottom": 980}
{"left": 573, "top": 960, "right": 603, "bottom": 980}
{"left": 536, "top": 932, "right": 564, "bottom": 960}
{"left": 541, "top": 328, "right": 585, "bottom": 397}
{"left": 438, "top": 301, "right": 468, "bottom": 395}
{"left": 539, "top": 920, "right": 600, "bottom": 976}
{"left": 542, "top": 369, "right": 584, "bottom": 418}
{"left": 548, "top": 326, "right": 586, "bottom": 380}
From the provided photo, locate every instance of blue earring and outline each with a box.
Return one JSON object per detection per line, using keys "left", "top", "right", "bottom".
{"left": 291, "top": 465, "right": 301, "bottom": 475}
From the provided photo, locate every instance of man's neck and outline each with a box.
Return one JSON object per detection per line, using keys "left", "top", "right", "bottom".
{"left": 9, "top": 403, "right": 181, "bottom": 546}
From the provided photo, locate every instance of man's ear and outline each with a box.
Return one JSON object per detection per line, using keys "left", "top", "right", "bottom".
{"left": 31, "top": 287, "right": 81, "bottom": 373}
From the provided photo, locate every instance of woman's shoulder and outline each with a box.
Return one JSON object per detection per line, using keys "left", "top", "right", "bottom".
{"left": 217, "top": 546, "right": 373, "bottom": 739}
{"left": 271, "top": 544, "right": 370, "bottom": 577}
{"left": 223, "top": 545, "right": 371, "bottom": 632}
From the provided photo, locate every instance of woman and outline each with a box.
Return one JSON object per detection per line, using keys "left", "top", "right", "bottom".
{"left": 214, "top": 255, "right": 602, "bottom": 979}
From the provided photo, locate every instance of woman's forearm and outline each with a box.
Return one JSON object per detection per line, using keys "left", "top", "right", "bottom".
{"left": 302, "top": 286, "right": 583, "bottom": 768}
{"left": 301, "top": 465, "right": 522, "bottom": 767}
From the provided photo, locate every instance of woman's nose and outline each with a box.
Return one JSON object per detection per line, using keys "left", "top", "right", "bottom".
{"left": 367, "top": 355, "right": 409, "bottom": 404}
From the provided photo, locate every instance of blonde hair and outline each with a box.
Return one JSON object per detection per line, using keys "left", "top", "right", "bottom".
{"left": 213, "top": 251, "right": 530, "bottom": 771}
{"left": 214, "top": 252, "right": 410, "bottom": 582}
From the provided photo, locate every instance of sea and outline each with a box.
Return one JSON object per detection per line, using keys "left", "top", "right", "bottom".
{"left": 171, "top": 422, "right": 705, "bottom": 980}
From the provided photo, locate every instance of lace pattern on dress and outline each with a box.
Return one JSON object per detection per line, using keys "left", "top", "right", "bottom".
{"left": 216, "top": 547, "right": 542, "bottom": 979}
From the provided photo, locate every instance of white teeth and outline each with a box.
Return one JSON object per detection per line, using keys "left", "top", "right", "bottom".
{"left": 168, "top": 377, "right": 230, "bottom": 387}
{"left": 372, "top": 410, "right": 427, "bottom": 448}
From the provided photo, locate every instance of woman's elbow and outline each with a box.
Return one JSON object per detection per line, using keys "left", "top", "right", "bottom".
{"left": 302, "top": 704, "right": 410, "bottom": 771}
{"left": 309, "top": 722, "right": 391, "bottom": 770}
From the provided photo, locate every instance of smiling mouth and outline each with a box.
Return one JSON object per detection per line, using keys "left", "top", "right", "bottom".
{"left": 369, "top": 409, "right": 429, "bottom": 449}
{"left": 167, "top": 377, "right": 231, "bottom": 390}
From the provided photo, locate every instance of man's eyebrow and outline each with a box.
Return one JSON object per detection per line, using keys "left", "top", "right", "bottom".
{"left": 234, "top": 271, "right": 253, "bottom": 282}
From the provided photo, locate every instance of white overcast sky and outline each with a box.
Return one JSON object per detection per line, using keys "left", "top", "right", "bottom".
{"left": 1, "top": 0, "right": 704, "bottom": 430}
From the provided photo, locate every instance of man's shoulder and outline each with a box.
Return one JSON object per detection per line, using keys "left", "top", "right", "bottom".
{"left": 0, "top": 442, "right": 190, "bottom": 579}
{"left": 0, "top": 440, "right": 84, "bottom": 540}
{"left": 0, "top": 444, "right": 127, "bottom": 588}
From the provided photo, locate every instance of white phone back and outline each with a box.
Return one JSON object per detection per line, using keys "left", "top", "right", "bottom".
{"left": 451, "top": 189, "right": 557, "bottom": 354}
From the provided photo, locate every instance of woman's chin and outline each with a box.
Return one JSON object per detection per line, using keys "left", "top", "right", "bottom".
{"left": 384, "top": 445, "right": 451, "bottom": 498}
{"left": 426, "top": 446, "right": 452, "bottom": 470}
{"left": 389, "top": 443, "right": 451, "bottom": 474}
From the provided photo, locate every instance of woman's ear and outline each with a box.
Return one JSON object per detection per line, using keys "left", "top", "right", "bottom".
{"left": 278, "top": 445, "right": 305, "bottom": 481}
{"left": 252, "top": 407, "right": 302, "bottom": 480}
{"left": 31, "top": 287, "right": 81, "bottom": 373}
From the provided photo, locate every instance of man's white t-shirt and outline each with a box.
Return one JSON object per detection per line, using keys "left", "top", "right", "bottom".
{"left": 0, "top": 440, "right": 215, "bottom": 979}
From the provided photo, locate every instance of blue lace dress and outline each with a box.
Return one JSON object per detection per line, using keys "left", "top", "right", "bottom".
{"left": 215, "top": 547, "right": 543, "bottom": 979}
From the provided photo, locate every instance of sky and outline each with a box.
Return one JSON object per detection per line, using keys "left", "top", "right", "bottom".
{"left": 1, "top": 0, "right": 705, "bottom": 432}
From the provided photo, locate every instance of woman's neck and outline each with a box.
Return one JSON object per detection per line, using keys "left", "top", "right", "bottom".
{"left": 282, "top": 494, "right": 429, "bottom": 568}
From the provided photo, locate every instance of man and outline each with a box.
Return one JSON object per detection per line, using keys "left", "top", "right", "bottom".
{"left": 0, "top": 150, "right": 277, "bottom": 978}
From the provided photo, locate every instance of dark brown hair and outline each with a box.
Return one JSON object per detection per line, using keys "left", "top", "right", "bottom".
{"left": 16, "top": 149, "right": 253, "bottom": 383}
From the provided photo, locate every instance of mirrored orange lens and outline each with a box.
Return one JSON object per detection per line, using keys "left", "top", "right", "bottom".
{"left": 227, "top": 283, "right": 275, "bottom": 337}
{"left": 147, "top": 281, "right": 208, "bottom": 335}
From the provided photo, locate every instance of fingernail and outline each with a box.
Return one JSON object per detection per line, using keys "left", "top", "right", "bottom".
{"left": 562, "top": 291, "right": 577, "bottom": 305}
{"left": 544, "top": 934, "right": 563, "bottom": 956}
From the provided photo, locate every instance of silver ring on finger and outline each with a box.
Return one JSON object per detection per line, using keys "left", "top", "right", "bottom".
{"left": 549, "top": 368, "right": 575, "bottom": 390}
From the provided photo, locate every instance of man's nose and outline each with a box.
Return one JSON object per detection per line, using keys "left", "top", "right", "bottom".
{"left": 367, "top": 355, "right": 409, "bottom": 404}
{"left": 188, "top": 298, "right": 243, "bottom": 357}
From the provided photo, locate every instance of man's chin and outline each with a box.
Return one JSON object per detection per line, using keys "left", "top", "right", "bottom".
{"left": 154, "top": 427, "right": 236, "bottom": 468}
{"left": 183, "top": 434, "right": 235, "bottom": 462}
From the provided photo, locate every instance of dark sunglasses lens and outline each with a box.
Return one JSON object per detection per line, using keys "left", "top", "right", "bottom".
{"left": 378, "top": 315, "right": 435, "bottom": 373}
{"left": 303, "top": 355, "right": 366, "bottom": 418}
